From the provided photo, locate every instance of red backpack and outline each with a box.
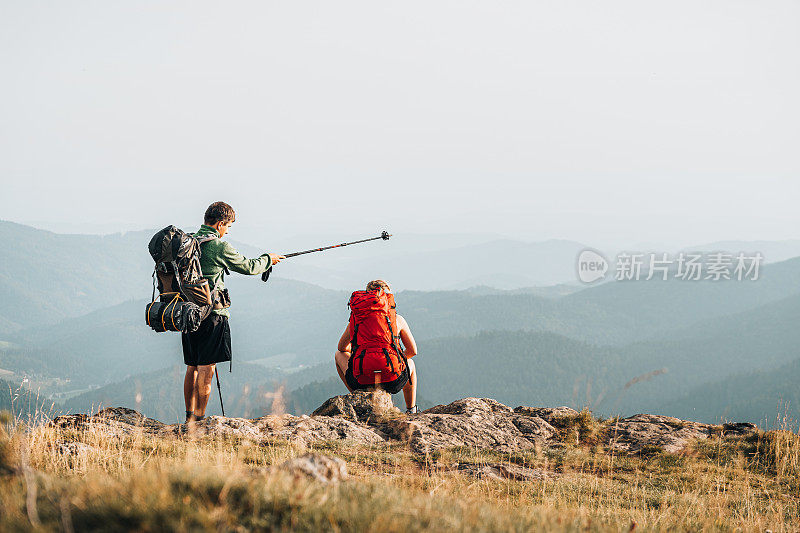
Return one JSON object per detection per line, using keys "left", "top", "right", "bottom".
{"left": 347, "top": 289, "right": 407, "bottom": 386}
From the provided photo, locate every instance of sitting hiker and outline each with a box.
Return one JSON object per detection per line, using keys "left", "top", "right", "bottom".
{"left": 183, "top": 201, "right": 285, "bottom": 423}
{"left": 334, "top": 279, "right": 419, "bottom": 413}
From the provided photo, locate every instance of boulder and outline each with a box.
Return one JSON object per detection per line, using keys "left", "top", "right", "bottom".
{"left": 51, "top": 407, "right": 164, "bottom": 437}
{"left": 95, "top": 407, "right": 165, "bottom": 430}
{"left": 606, "top": 414, "right": 756, "bottom": 454}
{"left": 253, "top": 414, "right": 387, "bottom": 445}
{"left": 55, "top": 442, "right": 96, "bottom": 456}
{"left": 269, "top": 453, "right": 348, "bottom": 483}
{"left": 312, "top": 389, "right": 399, "bottom": 423}
{"left": 380, "top": 398, "right": 558, "bottom": 454}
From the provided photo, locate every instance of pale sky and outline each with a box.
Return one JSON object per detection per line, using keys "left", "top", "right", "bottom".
{"left": 1, "top": 1, "right": 798, "bottom": 248}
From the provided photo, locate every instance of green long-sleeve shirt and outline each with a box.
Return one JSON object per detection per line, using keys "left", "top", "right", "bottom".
{"left": 194, "top": 225, "right": 272, "bottom": 317}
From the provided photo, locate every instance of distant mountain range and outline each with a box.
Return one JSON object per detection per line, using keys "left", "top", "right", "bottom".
{"left": 662, "top": 358, "right": 800, "bottom": 427}
{"left": 3, "top": 220, "right": 800, "bottom": 427}
{"left": 35, "top": 281, "right": 800, "bottom": 425}
{"left": 0, "top": 221, "right": 590, "bottom": 334}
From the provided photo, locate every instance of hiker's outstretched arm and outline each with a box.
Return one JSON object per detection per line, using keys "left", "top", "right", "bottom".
{"left": 220, "top": 242, "right": 272, "bottom": 275}
{"left": 397, "top": 315, "right": 417, "bottom": 358}
{"left": 337, "top": 326, "right": 351, "bottom": 353}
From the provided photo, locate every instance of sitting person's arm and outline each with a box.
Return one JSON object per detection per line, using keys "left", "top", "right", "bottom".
{"left": 337, "top": 326, "right": 351, "bottom": 354}
{"left": 397, "top": 315, "right": 417, "bottom": 358}
{"left": 219, "top": 241, "right": 284, "bottom": 275}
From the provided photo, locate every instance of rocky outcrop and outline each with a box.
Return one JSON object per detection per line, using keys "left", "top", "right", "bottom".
{"left": 51, "top": 407, "right": 166, "bottom": 438}
{"left": 312, "top": 391, "right": 399, "bottom": 423}
{"left": 49, "top": 392, "right": 758, "bottom": 457}
{"left": 606, "top": 414, "right": 757, "bottom": 454}
{"left": 380, "top": 398, "right": 559, "bottom": 454}
{"left": 180, "top": 413, "right": 387, "bottom": 446}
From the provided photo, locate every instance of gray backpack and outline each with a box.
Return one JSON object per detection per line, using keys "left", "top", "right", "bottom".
{"left": 145, "top": 226, "right": 218, "bottom": 333}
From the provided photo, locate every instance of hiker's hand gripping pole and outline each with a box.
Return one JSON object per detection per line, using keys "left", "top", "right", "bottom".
{"left": 261, "top": 231, "right": 392, "bottom": 282}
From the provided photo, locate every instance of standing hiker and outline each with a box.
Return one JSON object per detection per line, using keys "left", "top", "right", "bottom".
{"left": 334, "top": 280, "right": 420, "bottom": 413}
{"left": 183, "top": 201, "right": 285, "bottom": 423}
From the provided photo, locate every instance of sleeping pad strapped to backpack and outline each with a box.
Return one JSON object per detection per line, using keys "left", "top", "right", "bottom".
{"left": 145, "top": 225, "right": 222, "bottom": 334}
{"left": 347, "top": 289, "right": 407, "bottom": 386}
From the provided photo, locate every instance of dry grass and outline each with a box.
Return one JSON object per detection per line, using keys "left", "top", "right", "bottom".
{"left": 0, "top": 410, "right": 799, "bottom": 532}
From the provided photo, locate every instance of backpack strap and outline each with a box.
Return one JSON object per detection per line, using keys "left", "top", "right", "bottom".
{"left": 171, "top": 261, "right": 183, "bottom": 291}
{"left": 382, "top": 348, "right": 397, "bottom": 375}
{"left": 350, "top": 323, "right": 359, "bottom": 358}
{"left": 196, "top": 235, "right": 218, "bottom": 245}
{"left": 151, "top": 268, "right": 157, "bottom": 302}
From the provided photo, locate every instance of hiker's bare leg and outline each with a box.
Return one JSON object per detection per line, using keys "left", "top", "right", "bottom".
{"left": 403, "top": 359, "right": 417, "bottom": 409}
{"left": 335, "top": 350, "right": 354, "bottom": 392}
{"left": 193, "top": 364, "right": 216, "bottom": 417}
{"left": 184, "top": 366, "right": 198, "bottom": 415}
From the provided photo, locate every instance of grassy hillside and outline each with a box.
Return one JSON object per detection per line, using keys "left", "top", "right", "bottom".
{"left": 0, "top": 408, "right": 797, "bottom": 531}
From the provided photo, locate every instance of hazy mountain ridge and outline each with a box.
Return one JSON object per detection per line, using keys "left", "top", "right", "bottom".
{"left": 61, "top": 295, "right": 800, "bottom": 425}
{"left": 0, "top": 221, "right": 588, "bottom": 335}
{"left": 0, "top": 221, "right": 154, "bottom": 334}
{"left": 5, "top": 221, "right": 800, "bottom": 426}
{"left": 662, "top": 357, "right": 800, "bottom": 426}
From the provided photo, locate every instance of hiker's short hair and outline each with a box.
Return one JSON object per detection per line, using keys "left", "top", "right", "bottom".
{"left": 366, "top": 279, "right": 391, "bottom": 292}
{"left": 204, "top": 202, "right": 236, "bottom": 225}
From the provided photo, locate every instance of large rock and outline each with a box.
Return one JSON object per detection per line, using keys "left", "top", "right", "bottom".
{"left": 253, "top": 414, "right": 386, "bottom": 445}
{"left": 268, "top": 453, "right": 348, "bottom": 483}
{"left": 51, "top": 407, "right": 165, "bottom": 437}
{"left": 312, "top": 390, "right": 399, "bottom": 423}
{"left": 378, "top": 398, "right": 558, "bottom": 454}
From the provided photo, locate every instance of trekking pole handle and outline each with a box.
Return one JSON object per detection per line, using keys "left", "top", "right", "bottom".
{"left": 261, "top": 231, "right": 391, "bottom": 282}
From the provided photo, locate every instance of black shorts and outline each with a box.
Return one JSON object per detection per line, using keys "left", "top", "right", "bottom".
{"left": 182, "top": 314, "right": 232, "bottom": 367}
{"left": 345, "top": 367, "right": 409, "bottom": 395}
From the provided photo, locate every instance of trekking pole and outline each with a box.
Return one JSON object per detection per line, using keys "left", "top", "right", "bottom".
{"left": 214, "top": 367, "right": 225, "bottom": 416}
{"left": 261, "top": 231, "right": 391, "bottom": 282}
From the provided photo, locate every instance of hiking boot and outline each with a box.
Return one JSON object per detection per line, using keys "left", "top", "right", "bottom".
{"left": 185, "top": 413, "right": 205, "bottom": 424}
{"left": 406, "top": 405, "right": 419, "bottom": 414}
